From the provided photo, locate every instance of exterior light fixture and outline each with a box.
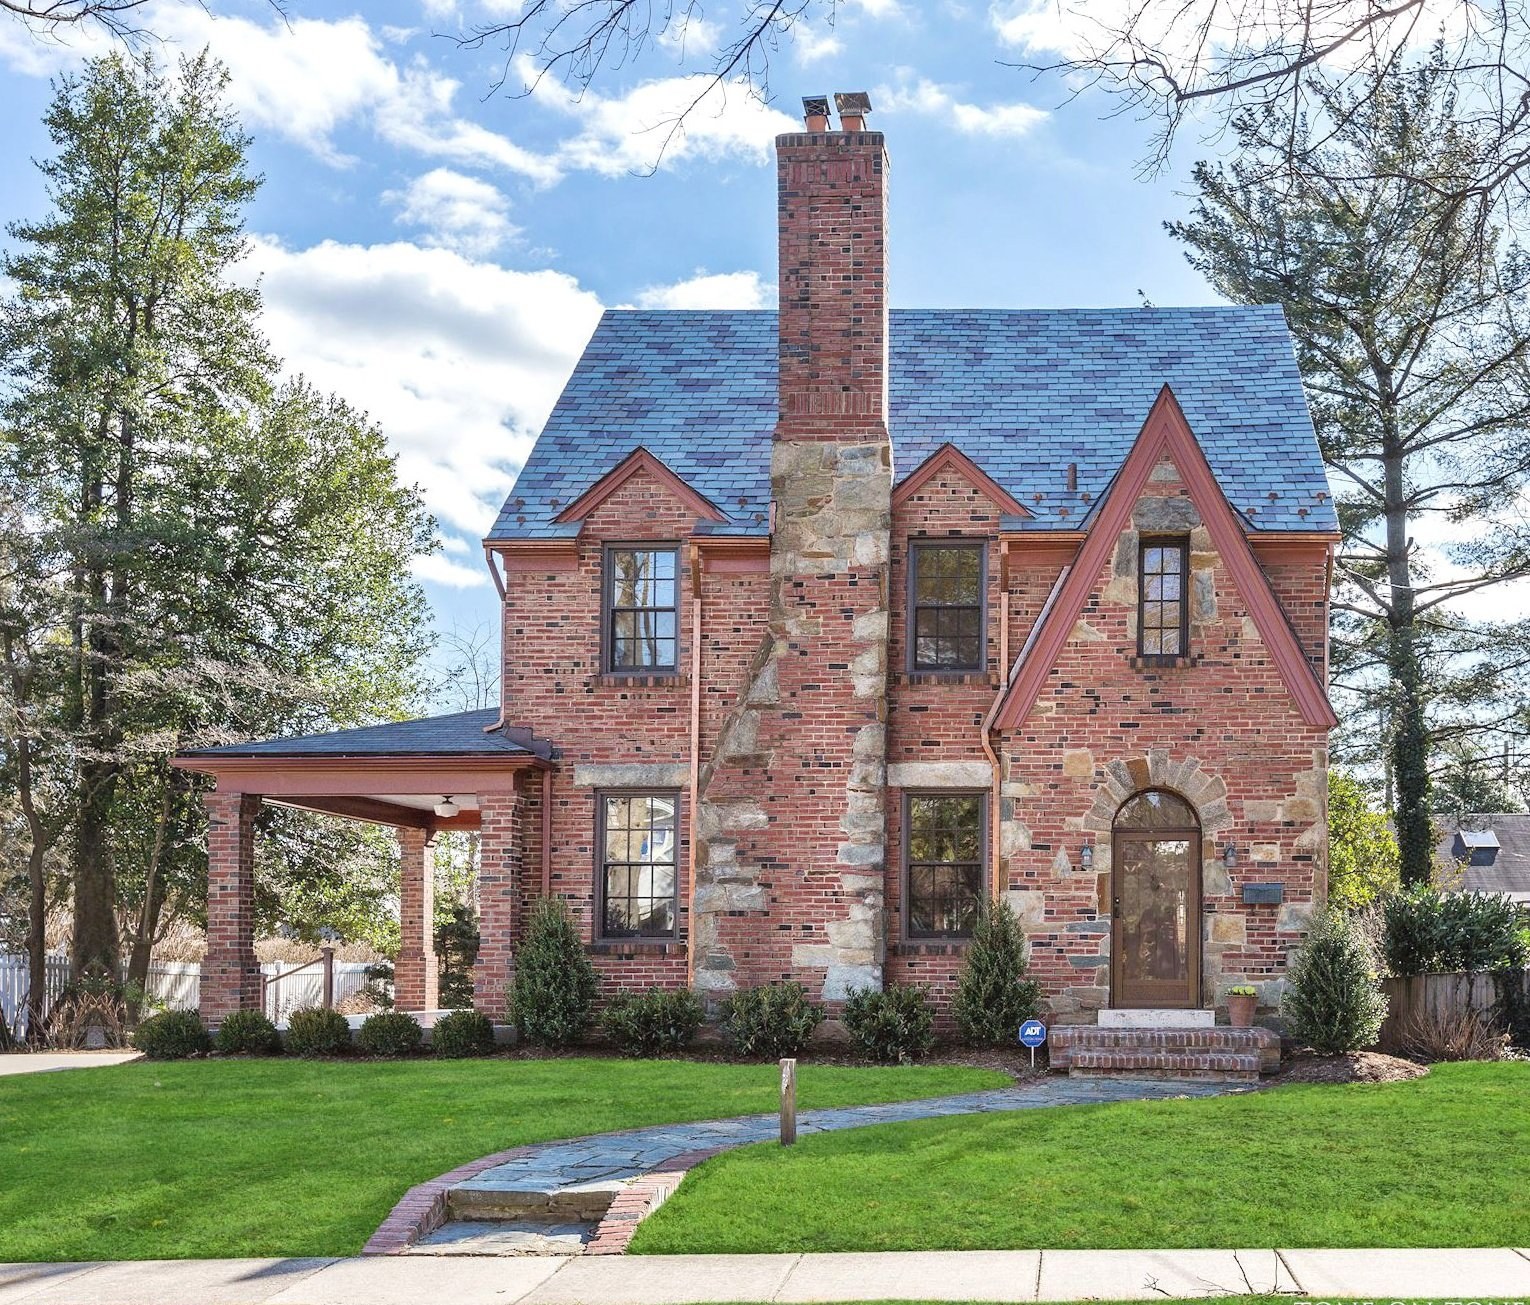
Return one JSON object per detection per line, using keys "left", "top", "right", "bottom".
{"left": 435, "top": 795, "right": 460, "bottom": 818}
{"left": 1223, "top": 842, "right": 1238, "bottom": 869}
{"left": 1080, "top": 843, "right": 1094, "bottom": 870}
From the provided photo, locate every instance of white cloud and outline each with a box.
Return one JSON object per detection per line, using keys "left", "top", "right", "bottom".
{"left": 635, "top": 269, "right": 774, "bottom": 309}
{"left": 243, "top": 236, "right": 603, "bottom": 539}
{"left": 658, "top": 14, "right": 724, "bottom": 56}
{"left": 524, "top": 61, "right": 799, "bottom": 175}
{"left": 793, "top": 21, "right": 844, "bottom": 65}
{"left": 412, "top": 553, "right": 491, "bottom": 588}
{"left": 387, "top": 168, "right": 519, "bottom": 255}
{"left": 876, "top": 74, "right": 1047, "bottom": 137}
{"left": 846, "top": 0, "right": 906, "bottom": 17}
{"left": 0, "top": 3, "right": 563, "bottom": 182}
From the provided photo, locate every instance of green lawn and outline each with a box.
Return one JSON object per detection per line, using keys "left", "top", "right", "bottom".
{"left": 632, "top": 1062, "right": 1530, "bottom": 1254}
{"left": 0, "top": 1056, "right": 1002, "bottom": 1262}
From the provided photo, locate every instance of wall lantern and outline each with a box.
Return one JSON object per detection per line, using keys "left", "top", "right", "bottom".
{"left": 1223, "top": 842, "right": 1238, "bottom": 869}
{"left": 435, "top": 795, "right": 460, "bottom": 818}
{"left": 1080, "top": 843, "right": 1095, "bottom": 871}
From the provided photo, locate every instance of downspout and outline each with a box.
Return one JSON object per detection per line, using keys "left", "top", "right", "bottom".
{"left": 482, "top": 545, "right": 509, "bottom": 734}
{"left": 686, "top": 556, "right": 703, "bottom": 987}
{"left": 982, "top": 543, "right": 1018, "bottom": 902}
{"left": 540, "top": 766, "right": 552, "bottom": 896}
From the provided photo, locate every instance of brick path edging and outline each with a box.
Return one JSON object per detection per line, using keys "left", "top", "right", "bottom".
{"left": 362, "top": 1141, "right": 550, "bottom": 1254}
{"left": 584, "top": 1147, "right": 723, "bottom": 1255}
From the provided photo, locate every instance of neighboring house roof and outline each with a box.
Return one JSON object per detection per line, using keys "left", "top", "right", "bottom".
{"left": 179, "top": 709, "right": 535, "bottom": 759}
{"left": 991, "top": 387, "right": 1338, "bottom": 732}
{"left": 488, "top": 306, "right": 1335, "bottom": 542}
{"left": 1436, "top": 814, "right": 1530, "bottom": 898}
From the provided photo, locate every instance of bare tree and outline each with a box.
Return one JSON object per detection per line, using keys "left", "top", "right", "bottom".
{"left": 3, "top": 0, "right": 285, "bottom": 43}
{"left": 1018, "top": 0, "right": 1530, "bottom": 215}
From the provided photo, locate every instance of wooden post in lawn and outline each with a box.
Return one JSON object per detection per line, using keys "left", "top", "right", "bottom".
{"left": 780, "top": 1057, "right": 797, "bottom": 1146}
{"left": 321, "top": 947, "right": 335, "bottom": 1009}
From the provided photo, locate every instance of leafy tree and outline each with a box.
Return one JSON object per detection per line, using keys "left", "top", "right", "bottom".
{"left": 0, "top": 51, "right": 432, "bottom": 990}
{"left": 1170, "top": 60, "right": 1530, "bottom": 884}
{"left": 1432, "top": 741, "right": 1525, "bottom": 817}
{"left": 1327, "top": 771, "right": 1401, "bottom": 911}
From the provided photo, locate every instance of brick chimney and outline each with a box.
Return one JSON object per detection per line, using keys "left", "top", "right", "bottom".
{"left": 776, "top": 91, "right": 889, "bottom": 435}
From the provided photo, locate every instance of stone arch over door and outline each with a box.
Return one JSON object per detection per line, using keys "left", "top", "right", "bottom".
{"left": 1080, "top": 751, "right": 1236, "bottom": 1008}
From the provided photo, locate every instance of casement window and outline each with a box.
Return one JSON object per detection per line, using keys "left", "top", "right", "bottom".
{"left": 904, "top": 792, "right": 985, "bottom": 939}
{"left": 1138, "top": 537, "right": 1189, "bottom": 661}
{"left": 604, "top": 546, "right": 678, "bottom": 673}
{"left": 597, "top": 791, "right": 679, "bottom": 939}
{"left": 909, "top": 543, "right": 984, "bottom": 672}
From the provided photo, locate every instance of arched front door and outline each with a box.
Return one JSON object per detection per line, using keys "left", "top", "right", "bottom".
{"left": 1111, "top": 790, "right": 1202, "bottom": 1009}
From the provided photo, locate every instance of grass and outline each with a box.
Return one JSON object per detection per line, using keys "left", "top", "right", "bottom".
{"left": 632, "top": 1062, "right": 1530, "bottom": 1254}
{"left": 0, "top": 1055, "right": 1002, "bottom": 1262}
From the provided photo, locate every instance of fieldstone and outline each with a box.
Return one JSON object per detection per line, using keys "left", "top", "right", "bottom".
{"left": 1209, "top": 913, "right": 1247, "bottom": 944}
{"left": 822, "top": 964, "right": 882, "bottom": 1001}
{"left": 887, "top": 760, "right": 993, "bottom": 788}
{"left": 1133, "top": 495, "right": 1199, "bottom": 531}
{"left": 1244, "top": 799, "right": 1282, "bottom": 823}
{"left": 836, "top": 842, "right": 884, "bottom": 867}
{"left": 1282, "top": 797, "right": 1320, "bottom": 823}
{"left": 1005, "top": 889, "right": 1046, "bottom": 925}
{"left": 1277, "top": 900, "right": 1315, "bottom": 933}
{"left": 1062, "top": 748, "right": 1095, "bottom": 778}
{"left": 1251, "top": 842, "right": 1281, "bottom": 864}
{"left": 572, "top": 762, "right": 687, "bottom": 788}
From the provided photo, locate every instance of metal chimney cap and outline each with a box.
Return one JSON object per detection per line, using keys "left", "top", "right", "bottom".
{"left": 833, "top": 91, "right": 873, "bottom": 116}
{"left": 802, "top": 94, "right": 831, "bottom": 118}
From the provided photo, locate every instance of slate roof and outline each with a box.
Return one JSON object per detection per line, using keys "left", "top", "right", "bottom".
{"left": 488, "top": 306, "right": 1336, "bottom": 541}
{"left": 181, "top": 710, "right": 533, "bottom": 758}
{"left": 1436, "top": 814, "right": 1530, "bottom": 899}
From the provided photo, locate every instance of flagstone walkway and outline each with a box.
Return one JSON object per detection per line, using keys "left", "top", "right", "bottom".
{"left": 373, "top": 1075, "right": 1247, "bottom": 1258}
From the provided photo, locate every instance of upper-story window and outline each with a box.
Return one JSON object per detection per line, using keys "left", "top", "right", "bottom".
{"left": 605, "top": 546, "right": 678, "bottom": 673}
{"left": 1139, "top": 537, "right": 1188, "bottom": 660}
{"left": 909, "top": 543, "right": 984, "bottom": 672}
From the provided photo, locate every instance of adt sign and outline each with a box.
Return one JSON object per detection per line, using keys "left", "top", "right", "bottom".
{"left": 1018, "top": 1019, "right": 1047, "bottom": 1048}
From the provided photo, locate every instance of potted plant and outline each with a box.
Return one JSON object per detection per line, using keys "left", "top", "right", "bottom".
{"left": 1227, "top": 984, "right": 1258, "bottom": 1028}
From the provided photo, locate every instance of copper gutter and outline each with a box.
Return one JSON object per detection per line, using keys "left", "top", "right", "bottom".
{"left": 981, "top": 576, "right": 1010, "bottom": 902}
{"left": 540, "top": 766, "right": 552, "bottom": 896}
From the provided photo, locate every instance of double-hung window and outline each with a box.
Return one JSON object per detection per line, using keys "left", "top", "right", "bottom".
{"left": 598, "top": 791, "right": 679, "bottom": 939}
{"left": 605, "top": 546, "right": 678, "bottom": 673}
{"left": 909, "top": 543, "right": 984, "bottom": 672}
{"left": 904, "top": 792, "right": 985, "bottom": 939}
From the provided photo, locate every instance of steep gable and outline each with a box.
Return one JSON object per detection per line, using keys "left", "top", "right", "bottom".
{"left": 553, "top": 447, "right": 727, "bottom": 530}
{"left": 891, "top": 442, "right": 1032, "bottom": 517}
{"left": 992, "top": 386, "right": 1337, "bottom": 731}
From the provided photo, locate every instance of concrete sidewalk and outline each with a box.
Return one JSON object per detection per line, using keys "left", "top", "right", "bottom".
{"left": 0, "top": 1052, "right": 140, "bottom": 1077}
{"left": 3, "top": 1249, "right": 1528, "bottom": 1304}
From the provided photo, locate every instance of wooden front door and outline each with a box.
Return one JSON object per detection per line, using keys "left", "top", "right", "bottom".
{"left": 1110, "top": 790, "right": 1201, "bottom": 1009}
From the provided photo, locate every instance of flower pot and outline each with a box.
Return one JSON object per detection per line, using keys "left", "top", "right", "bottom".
{"left": 1227, "top": 992, "right": 1257, "bottom": 1028}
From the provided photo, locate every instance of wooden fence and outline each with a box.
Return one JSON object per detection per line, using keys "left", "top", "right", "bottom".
{"left": 0, "top": 953, "right": 373, "bottom": 1035}
{"left": 1379, "top": 970, "right": 1519, "bottom": 1051}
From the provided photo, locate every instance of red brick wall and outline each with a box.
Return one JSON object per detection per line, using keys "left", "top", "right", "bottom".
{"left": 200, "top": 790, "right": 260, "bottom": 1024}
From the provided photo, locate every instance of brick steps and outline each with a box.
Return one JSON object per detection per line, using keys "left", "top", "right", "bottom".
{"left": 1049, "top": 1023, "right": 1280, "bottom": 1082}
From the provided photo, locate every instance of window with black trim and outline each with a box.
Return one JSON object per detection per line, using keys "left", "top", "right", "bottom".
{"left": 605, "top": 546, "right": 678, "bottom": 673}
{"left": 1138, "top": 538, "right": 1188, "bottom": 660}
{"left": 597, "top": 791, "right": 679, "bottom": 939}
{"left": 910, "top": 543, "right": 984, "bottom": 672}
{"left": 904, "top": 792, "right": 985, "bottom": 938}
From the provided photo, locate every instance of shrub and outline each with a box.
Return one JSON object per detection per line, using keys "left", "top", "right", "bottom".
{"left": 357, "top": 1011, "right": 423, "bottom": 1057}
{"left": 1493, "top": 966, "right": 1530, "bottom": 1049}
{"left": 1381, "top": 885, "right": 1528, "bottom": 976}
{"left": 132, "top": 1009, "right": 210, "bottom": 1060}
{"left": 600, "top": 988, "right": 704, "bottom": 1057}
{"left": 1282, "top": 909, "right": 1388, "bottom": 1054}
{"left": 284, "top": 1005, "right": 352, "bottom": 1057}
{"left": 430, "top": 1009, "right": 496, "bottom": 1059}
{"left": 507, "top": 897, "right": 598, "bottom": 1047}
{"left": 951, "top": 898, "right": 1041, "bottom": 1047}
{"left": 214, "top": 1009, "right": 281, "bottom": 1055}
{"left": 842, "top": 983, "right": 936, "bottom": 1063}
{"left": 720, "top": 982, "right": 825, "bottom": 1059}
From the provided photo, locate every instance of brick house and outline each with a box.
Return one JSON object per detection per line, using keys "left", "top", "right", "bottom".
{"left": 179, "top": 96, "right": 1337, "bottom": 1042}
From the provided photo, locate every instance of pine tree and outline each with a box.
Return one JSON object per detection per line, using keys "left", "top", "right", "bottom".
{"left": 508, "top": 898, "right": 599, "bottom": 1046}
{"left": 951, "top": 898, "right": 1041, "bottom": 1047}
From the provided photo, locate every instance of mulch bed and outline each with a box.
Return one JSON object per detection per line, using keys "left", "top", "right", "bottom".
{"left": 1275, "top": 1050, "right": 1429, "bottom": 1084}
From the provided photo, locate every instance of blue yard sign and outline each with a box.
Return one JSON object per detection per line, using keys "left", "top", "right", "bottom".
{"left": 1018, "top": 1019, "right": 1047, "bottom": 1067}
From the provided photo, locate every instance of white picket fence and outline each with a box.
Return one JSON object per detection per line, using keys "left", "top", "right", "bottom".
{"left": 0, "top": 953, "right": 373, "bottom": 1034}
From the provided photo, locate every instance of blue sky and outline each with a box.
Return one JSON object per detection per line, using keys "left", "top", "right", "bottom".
{"left": 0, "top": 0, "right": 1224, "bottom": 641}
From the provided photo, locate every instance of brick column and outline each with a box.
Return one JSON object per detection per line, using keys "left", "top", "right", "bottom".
{"left": 395, "top": 827, "right": 438, "bottom": 1012}
{"left": 474, "top": 789, "right": 525, "bottom": 1013}
{"left": 201, "top": 790, "right": 261, "bottom": 1025}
